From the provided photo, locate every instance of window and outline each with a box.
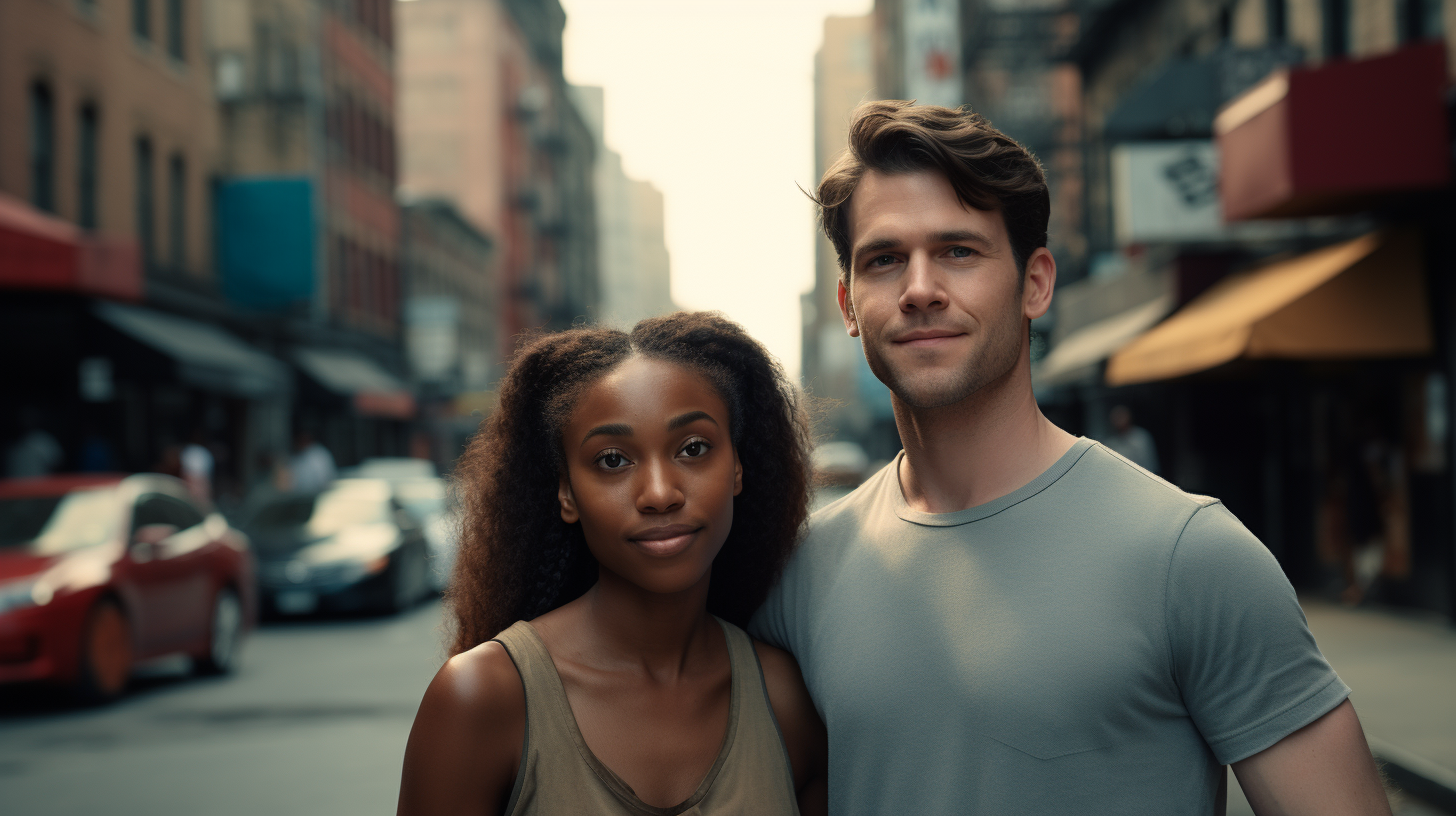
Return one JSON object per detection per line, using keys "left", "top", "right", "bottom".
{"left": 133, "top": 0, "right": 151, "bottom": 41}
{"left": 30, "top": 82, "right": 55, "bottom": 213}
{"left": 168, "top": 153, "right": 186, "bottom": 270}
{"left": 79, "top": 104, "right": 99, "bottom": 229}
{"left": 1322, "top": 0, "right": 1349, "bottom": 58}
{"left": 136, "top": 136, "right": 155, "bottom": 268}
{"left": 1266, "top": 0, "right": 1287, "bottom": 42}
{"left": 1399, "top": 0, "right": 1444, "bottom": 41}
{"left": 166, "top": 0, "right": 184, "bottom": 61}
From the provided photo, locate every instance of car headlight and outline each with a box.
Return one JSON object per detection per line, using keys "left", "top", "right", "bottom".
{"left": 0, "top": 579, "right": 49, "bottom": 615}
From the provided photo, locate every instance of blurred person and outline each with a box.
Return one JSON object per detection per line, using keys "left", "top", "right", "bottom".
{"left": 288, "top": 429, "right": 336, "bottom": 493}
{"left": 1103, "top": 404, "right": 1160, "bottom": 474}
{"left": 750, "top": 100, "right": 1389, "bottom": 815}
{"left": 181, "top": 427, "right": 215, "bottom": 504}
{"left": 398, "top": 313, "right": 826, "bottom": 815}
{"left": 5, "top": 407, "right": 63, "bottom": 478}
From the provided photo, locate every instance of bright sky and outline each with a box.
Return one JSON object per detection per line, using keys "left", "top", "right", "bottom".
{"left": 560, "top": 0, "right": 873, "bottom": 380}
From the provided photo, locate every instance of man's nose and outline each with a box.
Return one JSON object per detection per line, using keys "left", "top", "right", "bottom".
{"left": 899, "top": 253, "right": 947, "bottom": 312}
{"left": 636, "top": 458, "right": 684, "bottom": 514}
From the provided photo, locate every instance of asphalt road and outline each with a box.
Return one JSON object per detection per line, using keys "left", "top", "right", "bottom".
{"left": 0, "top": 599, "right": 449, "bottom": 815}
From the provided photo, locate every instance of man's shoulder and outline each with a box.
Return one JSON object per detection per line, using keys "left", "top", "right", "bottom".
{"left": 1068, "top": 440, "right": 1214, "bottom": 513}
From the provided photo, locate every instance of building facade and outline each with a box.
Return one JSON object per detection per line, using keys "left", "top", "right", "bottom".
{"left": 397, "top": 0, "right": 599, "bottom": 353}
{"left": 0, "top": 0, "right": 300, "bottom": 504}
{"left": 570, "top": 85, "right": 674, "bottom": 333}
{"left": 205, "top": 0, "right": 415, "bottom": 471}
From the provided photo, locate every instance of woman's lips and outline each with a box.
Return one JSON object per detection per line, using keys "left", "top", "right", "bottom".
{"left": 629, "top": 525, "right": 700, "bottom": 557}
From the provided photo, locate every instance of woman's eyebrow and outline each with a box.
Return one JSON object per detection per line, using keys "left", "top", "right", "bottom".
{"left": 668, "top": 411, "right": 717, "bottom": 430}
{"left": 581, "top": 423, "right": 632, "bottom": 445}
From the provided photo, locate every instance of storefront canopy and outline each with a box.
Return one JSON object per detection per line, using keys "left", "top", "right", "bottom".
{"left": 1105, "top": 231, "right": 1430, "bottom": 386}
{"left": 1035, "top": 295, "right": 1173, "bottom": 386}
{"left": 293, "top": 347, "right": 415, "bottom": 420}
{"left": 95, "top": 302, "right": 287, "bottom": 397}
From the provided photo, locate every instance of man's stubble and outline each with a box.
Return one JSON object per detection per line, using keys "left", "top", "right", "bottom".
{"left": 857, "top": 294, "right": 1026, "bottom": 411}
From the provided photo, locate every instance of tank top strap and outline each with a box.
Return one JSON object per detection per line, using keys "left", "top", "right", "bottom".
{"left": 491, "top": 620, "right": 622, "bottom": 808}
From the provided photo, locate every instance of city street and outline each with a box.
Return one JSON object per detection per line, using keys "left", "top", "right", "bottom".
{"left": 0, "top": 601, "right": 448, "bottom": 815}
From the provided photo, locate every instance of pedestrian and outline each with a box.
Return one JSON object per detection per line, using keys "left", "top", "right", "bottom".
{"left": 397, "top": 312, "right": 826, "bottom": 815}
{"left": 749, "top": 100, "right": 1389, "bottom": 814}
{"left": 288, "top": 429, "right": 335, "bottom": 493}
{"left": 180, "top": 428, "right": 215, "bottom": 504}
{"left": 5, "top": 407, "right": 63, "bottom": 478}
{"left": 1103, "top": 403, "right": 1160, "bottom": 474}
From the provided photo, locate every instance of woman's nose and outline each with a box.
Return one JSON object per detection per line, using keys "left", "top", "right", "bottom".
{"left": 636, "top": 458, "right": 684, "bottom": 514}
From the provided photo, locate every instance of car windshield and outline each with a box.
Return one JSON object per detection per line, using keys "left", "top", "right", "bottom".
{"left": 394, "top": 479, "right": 446, "bottom": 520}
{"left": 0, "top": 488, "right": 120, "bottom": 555}
{"left": 248, "top": 481, "right": 392, "bottom": 538}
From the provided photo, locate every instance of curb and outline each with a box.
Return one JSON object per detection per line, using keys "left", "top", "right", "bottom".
{"left": 1369, "top": 737, "right": 1456, "bottom": 813}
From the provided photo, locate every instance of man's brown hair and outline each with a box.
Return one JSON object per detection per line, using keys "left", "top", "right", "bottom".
{"left": 818, "top": 100, "right": 1050, "bottom": 277}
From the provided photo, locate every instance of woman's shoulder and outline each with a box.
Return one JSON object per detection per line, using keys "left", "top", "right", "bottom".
{"left": 397, "top": 635, "right": 526, "bottom": 815}
{"left": 429, "top": 636, "right": 526, "bottom": 724}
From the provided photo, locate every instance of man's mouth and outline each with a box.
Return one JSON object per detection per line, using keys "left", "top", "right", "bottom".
{"left": 893, "top": 330, "right": 965, "bottom": 346}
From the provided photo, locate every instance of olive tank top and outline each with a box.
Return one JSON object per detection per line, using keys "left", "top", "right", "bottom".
{"left": 492, "top": 617, "right": 800, "bottom": 816}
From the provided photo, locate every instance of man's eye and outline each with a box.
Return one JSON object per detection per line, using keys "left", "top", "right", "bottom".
{"left": 680, "top": 439, "right": 711, "bottom": 458}
{"left": 596, "top": 451, "right": 630, "bottom": 469}
{"left": 870, "top": 254, "right": 897, "bottom": 267}
{"left": 948, "top": 246, "right": 976, "bottom": 258}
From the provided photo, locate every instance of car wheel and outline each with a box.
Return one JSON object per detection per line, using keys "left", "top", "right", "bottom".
{"left": 76, "top": 599, "right": 132, "bottom": 704}
{"left": 193, "top": 587, "right": 244, "bottom": 676}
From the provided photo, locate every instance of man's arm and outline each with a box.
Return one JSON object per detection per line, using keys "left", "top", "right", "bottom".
{"left": 1232, "top": 699, "right": 1391, "bottom": 816}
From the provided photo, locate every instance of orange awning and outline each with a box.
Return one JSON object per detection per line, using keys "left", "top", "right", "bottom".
{"left": 1105, "top": 231, "right": 1431, "bottom": 386}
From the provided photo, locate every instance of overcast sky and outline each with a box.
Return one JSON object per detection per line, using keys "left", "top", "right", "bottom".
{"left": 560, "top": 0, "right": 873, "bottom": 379}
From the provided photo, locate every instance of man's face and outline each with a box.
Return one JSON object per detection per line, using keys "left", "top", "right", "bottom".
{"left": 837, "top": 169, "right": 1046, "bottom": 410}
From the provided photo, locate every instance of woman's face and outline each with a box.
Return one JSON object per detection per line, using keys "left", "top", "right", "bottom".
{"left": 557, "top": 356, "right": 742, "bottom": 597}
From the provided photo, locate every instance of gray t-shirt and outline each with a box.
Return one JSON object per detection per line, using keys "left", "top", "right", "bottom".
{"left": 750, "top": 438, "right": 1349, "bottom": 815}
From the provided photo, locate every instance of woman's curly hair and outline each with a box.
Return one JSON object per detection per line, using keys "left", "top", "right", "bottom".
{"left": 445, "top": 311, "right": 812, "bottom": 656}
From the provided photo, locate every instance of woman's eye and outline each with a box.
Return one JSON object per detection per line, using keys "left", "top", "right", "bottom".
{"left": 680, "top": 439, "right": 711, "bottom": 458}
{"left": 596, "top": 451, "right": 630, "bottom": 470}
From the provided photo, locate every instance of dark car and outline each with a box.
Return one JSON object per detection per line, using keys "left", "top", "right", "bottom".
{"left": 0, "top": 474, "right": 257, "bottom": 702}
{"left": 242, "top": 478, "right": 433, "bottom": 617}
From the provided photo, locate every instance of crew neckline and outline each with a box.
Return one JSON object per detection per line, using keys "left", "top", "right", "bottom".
{"left": 892, "top": 436, "right": 1095, "bottom": 527}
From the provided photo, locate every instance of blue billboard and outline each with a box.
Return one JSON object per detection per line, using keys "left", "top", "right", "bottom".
{"left": 215, "top": 177, "right": 316, "bottom": 311}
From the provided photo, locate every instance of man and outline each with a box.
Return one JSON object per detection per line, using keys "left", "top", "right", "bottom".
{"left": 750, "top": 101, "right": 1389, "bottom": 814}
{"left": 289, "top": 429, "right": 336, "bottom": 493}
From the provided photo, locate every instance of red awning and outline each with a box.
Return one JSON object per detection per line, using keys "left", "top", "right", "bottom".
{"left": 0, "top": 192, "right": 140, "bottom": 301}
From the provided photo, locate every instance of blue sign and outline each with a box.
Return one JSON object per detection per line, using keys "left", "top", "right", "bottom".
{"left": 215, "top": 178, "right": 316, "bottom": 311}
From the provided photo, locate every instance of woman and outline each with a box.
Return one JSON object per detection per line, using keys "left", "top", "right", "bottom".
{"left": 398, "top": 312, "right": 827, "bottom": 816}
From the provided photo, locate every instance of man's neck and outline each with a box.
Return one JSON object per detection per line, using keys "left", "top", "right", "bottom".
{"left": 894, "top": 361, "right": 1077, "bottom": 514}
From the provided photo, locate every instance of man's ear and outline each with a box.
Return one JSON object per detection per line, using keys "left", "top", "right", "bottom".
{"left": 732, "top": 449, "right": 743, "bottom": 497}
{"left": 837, "top": 278, "right": 859, "bottom": 337}
{"left": 1022, "top": 247, "right": 1057, "bottom": 321}
{"left": 558, "top": 477, "right": 579, "bottom": 524}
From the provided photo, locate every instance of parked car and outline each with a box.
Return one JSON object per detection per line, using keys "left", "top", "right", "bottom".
{"left": 242, "top": 478, "right": 433, "bottom": 617}
{"left": 0, "top": 474, "right": 256, "bottom": 702}
{"left": 342, "top": 457, "right": 438, "bottom": 483}
{"left": 391, "top": 477, "right": 459, "bottom": 592}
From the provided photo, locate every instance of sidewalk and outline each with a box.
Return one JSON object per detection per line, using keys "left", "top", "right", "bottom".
{"left": 1303, "top": 598, "right": 1456, "bottom": 812}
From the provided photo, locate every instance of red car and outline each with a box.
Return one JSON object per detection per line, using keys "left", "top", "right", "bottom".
{"left": 0, "top": 473, "right": 257, "bottom": 701}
